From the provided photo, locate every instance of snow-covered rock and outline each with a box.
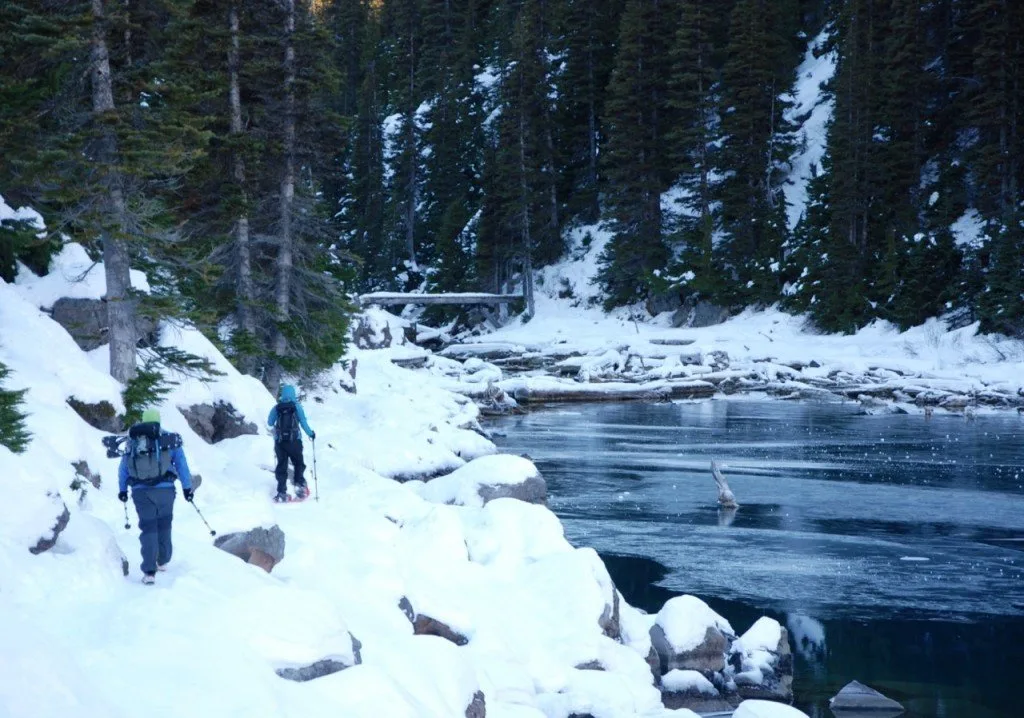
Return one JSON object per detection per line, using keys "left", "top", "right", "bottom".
{"left": 731, "top": 617, "right": 794, "bottom": 702}
{"left": 650, "top": 595, "right": 735, "bottom": 675}
{"left": 178, "top": 401, "right": 258, "bottom": 444}
{"left": 214, "top": 525, "right": 286, "bottom": 573}
{"left": 830, "top": 680, "right": 905, "bottom": 713}
{"left": 415, "top": 454, "right": 547, "bottom": 508}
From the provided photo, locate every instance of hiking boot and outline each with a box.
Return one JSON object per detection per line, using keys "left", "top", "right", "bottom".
{"left": 273, "top": 492, "right": 290, "bottom": 503}
{"left": 142, "top": 573, "right": 156, "bottom": 585}
{"left": 295, "top": 484, "right": 309, "bottom": 499}
{"left": 157, "top": 563, "right": 168, "bottom": 572}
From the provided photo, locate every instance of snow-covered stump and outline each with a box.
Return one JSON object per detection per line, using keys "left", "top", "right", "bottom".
{"left": 416, "top": 454, "right": 547, "bottom": 508}
{"left": 730, "top": 617, "right": 794, "bottom": 703}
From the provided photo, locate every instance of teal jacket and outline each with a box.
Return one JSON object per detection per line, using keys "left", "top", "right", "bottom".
{"left": 267, "top": 385, "right": 314, "bottom": 441}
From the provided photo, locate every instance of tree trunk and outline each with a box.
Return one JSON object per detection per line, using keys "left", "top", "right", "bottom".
{"left": 405, "top": 30, "right": 417, "bottom": 270}
{"left": 91, "top": 0, "right": 136, "bottom": 383}
{"left": 272, "top": 0, "right": 297, "bottom": 388}
{"left": 229, "top": 1, "right": 255, "bottom": 359}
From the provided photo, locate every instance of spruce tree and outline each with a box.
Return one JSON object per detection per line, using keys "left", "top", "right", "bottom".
{"left": 597, "top": 0, "right": 672, "bottom": 308}
{"left": 0, "top": 360, "right": 30, "bottom": 454}
{"left": 665, "top": 0, "right": 724, "bottom": 299}
{"left": 715, "top": 0, "right": 794, "bottom": 306}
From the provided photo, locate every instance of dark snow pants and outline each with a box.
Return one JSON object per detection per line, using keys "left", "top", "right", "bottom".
{"left": 132, "top": 487, "right": 175, "bottom": 575}
{"left": 274, "top": 439, "right": 306, "bottom": 493}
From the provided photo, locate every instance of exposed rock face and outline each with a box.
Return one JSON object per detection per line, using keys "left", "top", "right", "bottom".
{"left": 29, "top": 501, "right": 71, "bottom": 555}
{"left": 464, "top": 690, "right": 486, "bottom": 718}
{"left": 476, "top": 474, "right": 547, "bottom": 505}
{"left": 51, "top": 298, "right": 109, "bottom": 351}
{"left": 412, "top": 613, "right": 470, "bottom": 646}
{"left": 179, "top": 402, "right": 257, "bottom": 444}
{"left": 651, "top": 624, "right": 730, "bottom": 675}
{"left": 275, "top": 637, "right": 363, "bottom": 683}
{"left": 72, "top": 460, "right": 102, "bottom": 489}
{"left": 214, "top": 525, "right": 285, "bottom": 573}
{"left": 599, "top": 590, "right": 621, "bottom": 641}
{"left": 398, "top": 596, "right": 415, "bottom": 621}
{"left": 830, "top": 680, "right": 905, "bottom": 713}
{"left": 67, "top": 397, "right": 122, "bottom": 433}
{"left": 352, "top": 313, "right": 396, "bottom": 349}
{"left": 51, "top": 297, "right": 159, "bottom": 351}
{"left": 672, "top": 300, "right": 730, "bottom": 329}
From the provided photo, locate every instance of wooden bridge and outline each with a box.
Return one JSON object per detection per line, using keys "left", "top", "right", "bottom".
{"left": 358, "top": 292, "right": 523, "bottom": 306}
{"left": 358, "top": 289, "right": 535, "bottom": 319}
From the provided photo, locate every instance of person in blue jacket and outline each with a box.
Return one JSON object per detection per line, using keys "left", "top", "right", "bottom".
{"left": 267, "top": 384, "right": 315, "bottom": 502}
{"left": 117, "top": 408, "right": 194, "bottom": 584}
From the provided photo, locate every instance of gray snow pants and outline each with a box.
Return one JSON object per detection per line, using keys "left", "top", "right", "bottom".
{"left": 132, "top": 487, "right": 175, "bottom": 575}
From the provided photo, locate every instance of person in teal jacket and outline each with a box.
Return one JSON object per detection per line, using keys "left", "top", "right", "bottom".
{"left": 267, "top": 384, "right": 315, "bottom": 502}
{"left": 117, "top": 408, "right": 194, "bottom": 584}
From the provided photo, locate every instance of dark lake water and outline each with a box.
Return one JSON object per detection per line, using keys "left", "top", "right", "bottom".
{"left": 490, "top": 400, "right": 1024, "bottom": 718}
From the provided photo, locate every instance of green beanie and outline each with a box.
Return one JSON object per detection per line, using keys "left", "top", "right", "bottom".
{"left": 141, "top": 408, "right": 161, "bottom": 424}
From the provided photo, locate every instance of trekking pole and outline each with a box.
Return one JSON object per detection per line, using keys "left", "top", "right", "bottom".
{"left": 123, "top": 502, "right": 131, "bottom": 530}
{"left": 188, "top": 499, "right": 217, "bottom": 536}
{"left": 312, "top": 437, "right": 319, "bottom": 502}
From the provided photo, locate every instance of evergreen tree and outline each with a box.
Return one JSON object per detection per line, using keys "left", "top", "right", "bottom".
{"left": 598, "top": 0, "right": 673, "bottom": 308}
{"left": 664, "top": 0, "right": 725, "bottom": 299}
{"left": 715, "top": 0, "right": 795, "bottom": 305}
{"left": 0, "top": 360, "right": 30, "bottom": 454}
{"left": 556, "top": 0, "right": 624, "bottom": 224}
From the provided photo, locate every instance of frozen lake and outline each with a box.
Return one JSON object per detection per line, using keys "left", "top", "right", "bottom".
{"left": 491, "top": 400, "right": 1024, "bottom": 717}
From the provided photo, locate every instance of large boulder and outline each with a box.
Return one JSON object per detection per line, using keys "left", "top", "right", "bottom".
{"left": 830, "top": 680, "right": 904, "bottom": 713}
{"left": 67, "top": 397, "right": 122, "bottom": 433}
{"left": 730, "top": 617, "right": 793, "bottom": 703}
{"left": 417, "top": 455, "right": 547, "bottom": 508}
{"left": 672, "top": 299, "right": 731, "bottom": 329}
{"left": 179, "top": 402, "right": 257, "bottom": 444}
{"left": 50, "top": 297, "right": 108, "bottom": 351}
{"left": 51, "top": 297, "right": 159, "bottom": 351}
{"left": 28, "top": 501, "right": 71, "bottom": 555}
{"left": 650, "top": 595, "right": 734, "bottom": 675}
{"left": 214, "top": 525, "right": 285, "bottom": 573}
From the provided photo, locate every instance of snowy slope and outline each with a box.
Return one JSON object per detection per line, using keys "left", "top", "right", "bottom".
{"left": 1, "top": 235, "right": 762, "bottom": 716}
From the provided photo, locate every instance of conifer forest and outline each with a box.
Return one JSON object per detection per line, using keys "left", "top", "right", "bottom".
{"left": 2, "top": 0, "right": 1021, "bottom": 387}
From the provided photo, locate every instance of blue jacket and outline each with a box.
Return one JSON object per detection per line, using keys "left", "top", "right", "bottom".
{"left": 118, "top": 431, "right": 193, "bottom": 493}
{"left": 267, "top": 402, "right": 314, "bottom": 441}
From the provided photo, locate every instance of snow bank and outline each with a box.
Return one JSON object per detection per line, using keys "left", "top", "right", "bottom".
{"left": 15, "top": 241, "right": 149, "bottom": 307}
{"left": 734, "top": 700, "right": 809, "bottom": 718}
{"left": 4, "top": 242, "right": 697, "bottom": 718}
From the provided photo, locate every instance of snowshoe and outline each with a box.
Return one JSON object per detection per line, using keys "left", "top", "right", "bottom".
{"left": 273, "top": 492, "right": 291, "bottom": 503}
{"left": 294, "top": 484, "right": 310, "bottom": 500}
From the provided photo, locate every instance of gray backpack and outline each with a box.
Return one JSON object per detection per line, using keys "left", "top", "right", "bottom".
{"left": 126, "top": 422, "right": 181, "bottom": 486}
